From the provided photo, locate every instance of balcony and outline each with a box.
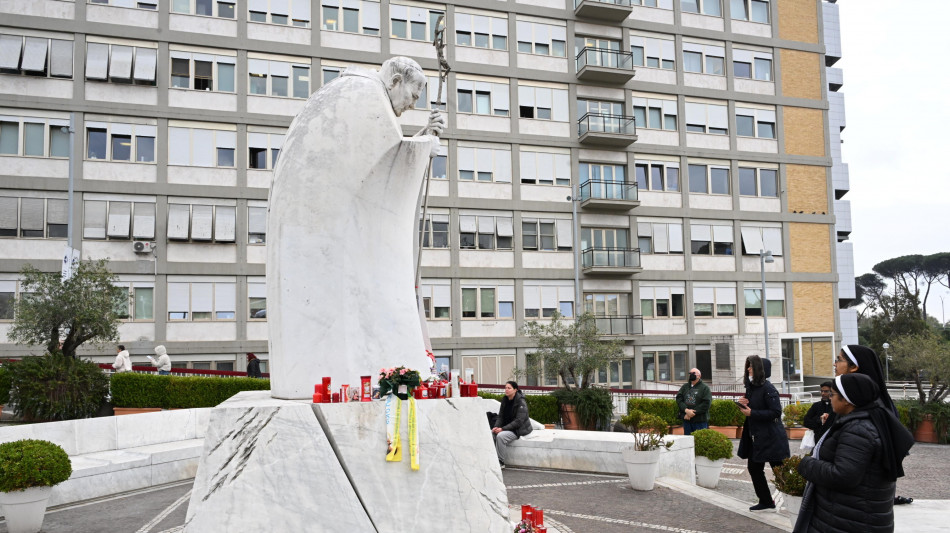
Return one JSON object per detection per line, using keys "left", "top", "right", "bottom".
{"left": 581, "top": 247, "right": 642, "bottom": 275}
{"left": 578, "top": 113, "right": 637, "bottom": 147}
{"left": 579, "top": 180, "right": 639, "bottom": 211}
{"left": 574, "top": 0, "right": 633, "bottom": 22}
{"left": 593, "top": 315, "right": 644, "bottom": 336}
{"left": 576, "top": 47, "right": 635, "bottom": 84}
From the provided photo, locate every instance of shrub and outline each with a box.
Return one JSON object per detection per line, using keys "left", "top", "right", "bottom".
{"left": 772, "top": 455, "right": 806, "bottom": 496}
{"left": 692, "top": 429, "right": 734, "bottom": 461}
{"left": 620, "top": 410, "right": 672, "bottom": 451}
{"left": 783, "top": 403, "right": 809, "bottom": 427}
{"left": 0, "top": 364, "right": 11, "bottom": 405}
{"left": 550, "top": 387, "right": 578, "bottom": 408}
{"left": 111, "top": 372, "right": 270, "bottom": 409}
{"left": 7, "top": 353, "right": 109, "bottom": 421}
{"left": 627, "top": 397, "right": 679, "bottom": 426}
{"left": 895, "top": 400, "right": 914, "bottom": 431}
{"left": 575, "top": 386, "right": 614, "bottom": 430}
{"left": 708, "top": 399, "right": 743, "bottom": 426}
{"left": 477, "top": 392, "right": 560, "bottom": 425}
{"left": 0, "top": 439, "right": 72, "bottom": 492}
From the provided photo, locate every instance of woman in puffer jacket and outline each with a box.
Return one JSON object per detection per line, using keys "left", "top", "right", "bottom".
{"left": 793, "top": 373, "right": 914, "bottom": 533}
{"left": 737, "top": 355, "right": 790, "bottom": 511}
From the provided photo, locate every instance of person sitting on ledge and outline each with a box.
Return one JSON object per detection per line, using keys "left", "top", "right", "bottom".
{"left": 491, "top": 381, "right": 532, "bottom": 469}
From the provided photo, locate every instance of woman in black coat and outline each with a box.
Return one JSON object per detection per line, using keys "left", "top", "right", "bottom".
{"left": 737, "top": 355, "right": 790, "bottom": 510}
{"left": 793, "top": 373, "right": 914, "bottom": 533}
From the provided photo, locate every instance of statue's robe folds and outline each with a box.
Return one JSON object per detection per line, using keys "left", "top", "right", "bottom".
{"left": 267, "top": 68, "right": 432, "bottom": 399}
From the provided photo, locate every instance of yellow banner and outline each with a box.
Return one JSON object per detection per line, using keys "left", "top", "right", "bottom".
{"left": 385, "top": 395, "right": 402, "bottom": 462}
{"left": 408, "top": 397, "right": 419, "bottom": 471}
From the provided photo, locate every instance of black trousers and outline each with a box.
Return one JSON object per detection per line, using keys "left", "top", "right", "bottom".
{"left": 748, "top": 459, "right": 782, "bottom": 504}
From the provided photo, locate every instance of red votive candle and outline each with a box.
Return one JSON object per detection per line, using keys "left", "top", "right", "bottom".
{"left": 524, "top": 511, "right": 533, "bottom": 525}
{"left": 312, "top": 392, "right": 323, "bottom": 403}
{"left": 322, "top": 377, "right": 332, "bottom": 402}
{"left": 331, "top": 392, "right": 340, "bottom": 403}
{"left": 360, "top": 375, "right": 372, "bottom": 402}
{"left": 534, "top": 508, "right": 544, "bottom": 525}
{"left": 521, "top": 505, "right": 531, "bottom": 521}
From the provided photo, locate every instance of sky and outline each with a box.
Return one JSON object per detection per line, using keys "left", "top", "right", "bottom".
{"left": 837, "top": 1, "right": 950, "bottom": 321}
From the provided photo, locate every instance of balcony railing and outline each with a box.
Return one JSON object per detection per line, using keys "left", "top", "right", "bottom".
{"left": 579, "top": 179, "right": 638, "bottom": 202}
{"left": 576, "top": 47, "right": 634, "bottom": 71}
{"left": 575, "top": 0, "right": 632, "bottom": 6}
{"left": 574, "top": 0, "right": 633, "bottom": 21}
{"left": 578, "top": 113, "right": 636, "bottom": 137}
{"left": 581, "top": 247, "right": 641, "bottom": 269}
{"left": 591, "top": 315, "right": 643, "bottom": 336}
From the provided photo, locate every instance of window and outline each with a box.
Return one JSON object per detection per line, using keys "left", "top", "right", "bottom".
{"left": 455, "top": 11, "right": 507, "bottom": 50}
{"left": 321, "top": 0, "right": 377, "bottom": 34}
{"left": 173, "top": 0, "right": 237, "bottom": 18}
{"left": 246, "top": 0, "right": 309, "bottom": 25}
{"left": 0, "top": 34, "right": 74, "bottom": 79}
{"left": 581, "top": 227, "right": 628, "bottom": 252}
{"left": 731, "top": 0, "right": 769, "bottom": 23}
{"left": 682, "top": 42, "right": 725, "bottom": 75}
{"left": 430, "top": 152, "right": 447, "bottom": 180}
{"left": 690, "top": 222, "right": 734, "bottom": 255}
{"left": 248, "top": 205, "right": 267, "bottom": 244}
{"left": 694, "top": 285, "right": 736, "bottom": 317}
{"left": 525, "top": 283, "right": 574, "bottom": 319}
{"left": 92, "top": 0, "right": 159, "bottom": 9}
{"left": 520, "top": 149, "right": 569, "bottom": 186}
{"left": 456, "top": 79, "right": 509, "bottom": 116}
{"left": 458, "top": 144, "right": 511, "bottom": 183}
{"left": 636, "top": 220, "right": 683, "bottom": 255}
{"left": 419, "top": 213, "right": 449, "bottom": 248}
{"left": 580, "top": 162, "right": 629, "bottom": 199}
{"left": 522, "top": 218, "right": 572, "bottom": 251}
{"left": 82, "top": 198, "right": 155, "bottom": 240}
{"left": 642, "top": 351, "right": 688, "bottom": 382}
{"left": 738, "top": 167, "right": 778, "bottom": 197}
{"left": 516, "top": 20, "right": 566, "bottom": 57}
{"left": 414, "top": 74, "right": 448, "bottom": 111}
{"left": 518, "top": 85, "right": 569, "bottom": 121}
{"left": 86, "top": 42, "right": 157, "bottom": 85}
{"left": 0, "top": 116, "right": 70, "bottom": 158}
{"left": 167, "top": 202, "right": 236, "bottom": 243}
{"left": 462, "top": 286, "right": 511, "bottom": 319}
{"left": 633, "top": 0, "right": 672, "bottom": 7}
{"left": 322, "top": 66, "right": 341, "bottom": 85}
{"left": 249, "top": 58, "right": 310, "bottom": 98}
{"left": 168, "top": 126, "right": 236, "bottom": 168}
{"left": 459, "top": 214, "right": 512, "bottom": 250}
{"left": 584, "top": 293, "right": 627, "bottom": 316}
{"left": 640, "top": 286, "right": 685, "bottom": 318}
{"left": 0, "top": 196, "right": 68, "bottom": 239}
{"left": 0, "top": 280, "right": 25, "bottom": 320}
{"left": 681, "top": 0, "right": 721, "bottom": 16}
{"left": 577, "top": 99, "right": 623, "bottom": 120}
{"left": 247, "top": 131, "right": 285, "bottom": 170}
{"left": 390, "top": 4, "right": 443, "bottom": 42}
{"left": 736, "top": 106, "right": 776, "bottom": 139}
{"left": 629, "top": 33, "right": 675, "bottom": 70}
{"left": 248, "top": 278, "right": 266, "bottom": 319}
{"left": 739, "top": 225, "right": 783, "bottom": 256}
{"left": 112, "top": 281, "right": 155, "bottom": 321}
{"left": 85, "top": 122, "right": 156, "bottom": 163}
{"left": 634, "top": 160, "right": 679, "bottom": 192}
{"left": 733, "top": 49, "right": 772, "bottom": 81}
{"left": 575, "top": 37, "right": 622, "bottom": 69}
{"left": 419, "top": 281, "right": 451, "bottom": 319}
{"left": 632, "top": 96, "right": 677, "bottom": 131}
{"left": 687, "top": 163, "right": 730, "bottom": 194}
{"left": 167, "top": 279, "right": 236, "bottom": 321}
{"left": 169, "top": 50, "right": 234, "bottom": 91}
{"left": 744, "top": 287, "right": 784, "bottom": 317}
{"left": 684, "top": 101, "right": 728, "bottom": 135}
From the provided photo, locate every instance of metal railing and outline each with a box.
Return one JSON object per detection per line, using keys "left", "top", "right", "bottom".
{"left": 579, "top": 179, "right": 638, "bottom": 202}
{"left": 578, "top": 113, "right": 636, "bottom": 136}
{"left": 576, "top": 47, "right": 634, "bottom": 71}
{"left": 574, "top": 0, "right": 632, "bottom": 7}
{"left": 591, "top": 315, "right": 643, "bottom": 336}
{"left": 581, "top": 247, "right": 641, "bottom": 268}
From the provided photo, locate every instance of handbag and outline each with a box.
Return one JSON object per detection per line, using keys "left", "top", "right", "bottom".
{"left": 800, "top": 429, "right": 816, "bottom": 453}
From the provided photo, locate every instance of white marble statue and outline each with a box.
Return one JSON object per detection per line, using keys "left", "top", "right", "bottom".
{"left": 267, "top": 57, "right": 444, "bottom": 399}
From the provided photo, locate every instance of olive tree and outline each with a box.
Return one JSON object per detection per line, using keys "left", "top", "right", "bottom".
{"left": 889, "top": 332, "right": 950, "bottom": 405}
{"left": 519, "top": 311, "right": 625, "bottom": 389}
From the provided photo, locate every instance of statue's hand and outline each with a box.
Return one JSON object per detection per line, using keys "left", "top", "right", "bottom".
{"left": 426, "top": 109, "right": 445, "bottom": 137}
{"left": 427, "top": 135, "right": 441, "bottom": 158}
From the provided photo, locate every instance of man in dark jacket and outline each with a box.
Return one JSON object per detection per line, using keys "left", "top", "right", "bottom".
{"left": 492, "top": 380, "right": 532, "bottom": 468}
{"left": 803, "top": 381, "right": 835, "bottom": 440}
{"left": 675, "top": 368, "right": 712, "bottom": 435}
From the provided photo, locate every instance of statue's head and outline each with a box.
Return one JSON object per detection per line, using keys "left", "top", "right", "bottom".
{"left": 380, "top": 57, "right": 427, "bottom": 117}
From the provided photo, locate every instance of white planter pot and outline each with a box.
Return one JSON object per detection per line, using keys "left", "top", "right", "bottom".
{"left": 0, "top": 486, "right": 53, "bottom": 533}
{"left": 694, "top": 456, "right": 726, "bottom": 489}
{"left": 783, "top": 493, "right": 803, "bottom": 526}
{"left": 621, "top": 448, "right": 661, "bottom": 491}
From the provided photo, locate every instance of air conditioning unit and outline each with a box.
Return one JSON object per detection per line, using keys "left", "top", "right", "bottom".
{"left": 133, "top": 241, "right": 154, "bottom": 254}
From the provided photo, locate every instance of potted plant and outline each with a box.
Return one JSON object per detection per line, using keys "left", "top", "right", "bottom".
{"left": 0, "top": 439, "right": 72, "bottom": 533}
{"left": 550, "top": 387, "right": 581, "bottom": 430}
{"left": 708, "top": 399, "right": 743, "bottom": 438}
{"left": 618, "top": 410, "right": 673, "bottom": 491}
{"left": 772, "top": 455, "right": 806, "bottom": 526}
{"left": 691, "top": 428, "right": 734, "bottom": 488}
{"left": 574, "top": 386, "right": 614, "bottom": 431}
{"left": 783, "top": 403, "right": 809, "bottom": 439}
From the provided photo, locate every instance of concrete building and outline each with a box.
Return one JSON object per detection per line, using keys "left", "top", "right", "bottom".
{"left": 0, "top": 0, "right": 852, "bottom": 388}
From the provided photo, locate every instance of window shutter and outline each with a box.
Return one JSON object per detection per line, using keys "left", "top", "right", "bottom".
{"left": 192, "top": 129, "right": 214, "bottom": 167}
{"left": 492, "top": 83, "right": 509, "bottom": 112}
{"left": 691, "top": 223, "right": 711, "bottom": 241}
{"left": 109, "top": 45, "right": 133, "bottom": 79}
{"left": 20, "top": 198, "right": 44, "bottom": 231}
{"left": 21, "top": 37, "right": 48, "bottom": 72}
{"left": 653, "top": 223, "right": 669, "bottom": 253}
{"left": 83, "top": 200, "right": 107, "bottom": 239}
{"left": 214, "top": 282, "right": 236, "bottom": 313}
{"left": 713, "top": 224, "right": 733, "bottom": 243}
{"left": 716, "top": 287, "right": 736, "bottom": 305}
{"left": 541, "top": 286, "right": 557, "bottom": 308}
{"left": 555, "top": 219, "right": 572, "bottom": 247}
{"left": 763, "top": 227, "right": 783, "bottom": 255}
{"left": 248, "top": 282, "right": 266, "bottom": 298}
{"left": 107, "top": 201, "right": 132, "bottom": 238}
{"left": 433, "top": 285, "right": 450, "bottom": 307}
{"left": 519, "top": 151, "right": 536, "bottom": 181}
{"left": 477, "top": 216, "right": 494, "bottom": 234}
{"left": 693, "top": 287, "right": 714, "bottom": 304}
{"left": 457, "top": 147, "right": 474, "bottom": 171}
{"left": 167, "top": 127, "right": 191, "bottom": 166}
{"left": 0, "top": 35, "right": 23, "bottom": 70}
{"left": 49, "top": 40, "right": 73, "bottom": 78}
{"left": 86, "top": 43, "right": 109, "bottom": 80}
{"left": 494, "top": 149, "right": 511, "bottom": 183}
{"left": 497, "top": 285, "right": 514, "bottom": 302}
{"left": 132, "top": 47, "right": 157, "bottom": 82}
{"left": 167, "top": 204, "right": 191, "bottom": 240}
{"left": 496, "top": 217, "right": 513, "bottom": 237}
{"left": 191, "top": 205, "right": 213, "bottom": 240}
{"left": 214, "top": 206, "right": 236, "bottom": 242}
{"left": 669, "top": 224, "right": 684, "bottom": 252}
{"left": 0, "top": 197, "right": 18, "bottom": 231}
{"left": 523, "top": 285, "right": 540, "bottom": 309}
{"left": 47, "top": 199, "right": 68, "bottom": 225}
{"left": 248, "top": 206, "right": 267, "bottom": 234}
{"left": 740, "top": 226, "right": 764, "bottom": 254}
{"left": 458, "top": 215, "right": 476, "bottom": 232}
{"left": 167, "top": 283, "right": 189, "bottom": 314}
{"left": 191, "top": 283, "right": 213, "bottom": 313}
{"left": 133, "top": 202, "right": 155, "bottom": 239}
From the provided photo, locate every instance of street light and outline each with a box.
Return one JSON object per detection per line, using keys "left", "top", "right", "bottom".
{"left": 882, "top": 342, "right": 890, "bottom": 384}
{"left": 567, "top": 190, "right": 581, "bottom": 311}
{"left": 759, "top": 249, "right": 780, "bottom": 391}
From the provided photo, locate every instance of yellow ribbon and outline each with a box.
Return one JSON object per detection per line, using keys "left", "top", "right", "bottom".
{"left": 408, "top": 396, "right": 419, "bottom": 471}
{"left": 386, "top": 395, "right": 402, "bottom": 462}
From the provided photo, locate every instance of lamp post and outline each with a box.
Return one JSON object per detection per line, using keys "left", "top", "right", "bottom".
{"left": 567, "top": 187, "right": 581, "bottom": 313}
{"left": 759, "top": 249, "right": 780, "bottom": 390}
{"left": 882, "top": 342, "right": 890, "bottom": 384}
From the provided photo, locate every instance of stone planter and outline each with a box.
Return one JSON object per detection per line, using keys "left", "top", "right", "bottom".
{"left": 914, "top": 414, "right": 938, "bottom": 443}
{"left": 0, "top": 486, "right": 53, "bottom": 533}
{"left": 694, "top": 456, "right": 726, "bottom": 489}
{"left": 786, "top": 427, "right": 807, "bottom": 440}
{"left": 560, "top": 404, "right": 581, "bottom": 431}
{"left": 621, "top": 448, "right": 661, "bottom": 491}
{"left": 113, "top": 407, "right": 162, "bottom": 416}
{"left": 709, "top": 426, "right": 740, "bottom": 438}
{"left": 669, "top": 425, "right": 685, "bottom": 435}
{"left": 782, "top": 493, "right": 803, "bottom": 526}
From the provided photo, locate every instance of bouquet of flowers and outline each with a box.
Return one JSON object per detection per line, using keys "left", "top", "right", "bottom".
{"left": 513, "top": 520, "right": 536, "bottom": 533}
{"left": 378, "top": 366, "right": 422, "bottom": 400}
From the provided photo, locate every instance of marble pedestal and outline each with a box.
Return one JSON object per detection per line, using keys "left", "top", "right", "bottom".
{"left": 185, "top": 392, "right": 509, "bottom": 533}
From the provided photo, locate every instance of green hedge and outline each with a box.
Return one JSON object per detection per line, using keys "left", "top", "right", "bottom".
{"left": 0, "top": 364, "right": 10, "bottom": 405}
{"left": 708, "top": 399, "right": 744, "bottom": 426}
{"left": 626, "top": 397, "right": 679, "bottom": 426}
{"left": 477, "top": 392, "right": 560, "bottom": 425}
{"left": 783, "top": 403, "right": 809, "bottom": 427}
{"left": 111, "top": 372, "right": 270, "bottom": 409}
{"left": 7, "top": 353, "right": 109, "bottom": 421}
